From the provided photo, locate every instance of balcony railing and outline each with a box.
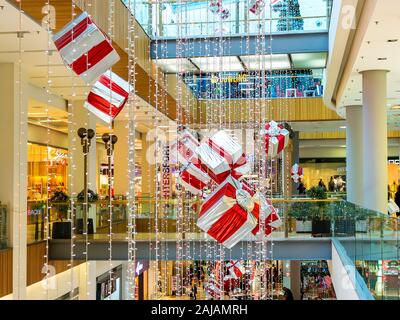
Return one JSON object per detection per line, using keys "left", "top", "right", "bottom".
{"left": 122, "top": 0, "right": 332, "bottom": 39}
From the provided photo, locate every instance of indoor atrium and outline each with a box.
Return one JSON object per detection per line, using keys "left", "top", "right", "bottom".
{"left": 0, "top": 0, "right": 399, "bottom": 304}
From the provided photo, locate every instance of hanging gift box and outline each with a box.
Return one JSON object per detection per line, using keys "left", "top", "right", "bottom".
{"left": 262, "top": 120, "right": 290, "bottom": 158}
{"left": 84, "top": 71, "right": 131, "bottom": 123}
{"left": 53, "top": 12, "right": 120, "bottom": 83}
{"left": 197, "top": 177, "right": 257, "bottom": 249}
{"left": 291, "top": 163, "right": 304, "bottom": 183}
{"left": 226, "top": 260, "right": 245, "bottom": 279}
{"left": 205, "top": 276, "right": 222, "bottom": 299}
{"left": 196, "top": 130, "right": 250, "bottom": 184}
{"left": 170, "top": 129, "right": 200, "bottom": 167}
{"left": 251, "top": 193, "right": 282, "bottom": 236}
{"left": 179, "top": 162, "right": 211, "bottom": 196}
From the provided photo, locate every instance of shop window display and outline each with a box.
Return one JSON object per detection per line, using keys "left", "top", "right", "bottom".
{"left": 300, "top": 261, "right": 336, "bottom": 300}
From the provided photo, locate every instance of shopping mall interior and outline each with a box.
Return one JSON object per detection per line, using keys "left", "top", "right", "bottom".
{"left": 0, "top": 0, "right": 399, "bottom": 301}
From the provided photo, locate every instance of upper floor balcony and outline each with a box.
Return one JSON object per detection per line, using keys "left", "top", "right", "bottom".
{"left": 124, "top": 0, "right": 333, "bottom": 39}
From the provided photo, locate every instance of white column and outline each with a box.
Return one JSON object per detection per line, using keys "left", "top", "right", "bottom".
{"left": 346, "top": 105, "right": 363, "bottom": 206}
{"left": 361, "top": 70, "right": 389, "bottom": 213}
{"left": 0, "top": 63, "right": 28, "bottom": 299}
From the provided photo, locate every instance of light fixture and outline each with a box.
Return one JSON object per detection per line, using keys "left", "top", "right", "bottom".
{"left": 391, "top": 105, "right": 400, "bottom": 110}
{"left": 191, "top": 56, "right": 244, "bottom": 72}
{"left": 290, "top": 52, "right": 327, "bottom": 69}
{"left": 240, "top": 54, "right": 290, "bottom": 71}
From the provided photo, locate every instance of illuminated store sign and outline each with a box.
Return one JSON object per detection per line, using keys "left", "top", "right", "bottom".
{"left": 211, "top": 74, "right": 248, "bottom": 84}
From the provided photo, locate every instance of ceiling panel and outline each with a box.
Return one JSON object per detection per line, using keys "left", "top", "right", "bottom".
{"left": 240, "top": 54, "right": 290, "bottom": 71}
{"left": 291, "top": 52, "right": 327, "bottom": 69}
{"left": 154, "top": 58, "right": 198, "bottom": 73}
{"left": 191, "top": 56, "right": 244, "bottom": 72}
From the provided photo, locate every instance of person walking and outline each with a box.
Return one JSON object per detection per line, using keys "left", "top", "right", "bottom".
{"left": 318, "top": 178, "right": 327, "bottom": 191}
{"left": 328, "top": 176, "right": 335, "bottom": 192}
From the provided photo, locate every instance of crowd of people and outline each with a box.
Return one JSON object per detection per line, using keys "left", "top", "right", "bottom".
{"left": 296, "top": 176, "right": 346, "bottom": 195}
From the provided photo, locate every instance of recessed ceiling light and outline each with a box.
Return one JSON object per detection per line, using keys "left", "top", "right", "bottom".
{"left": 378, "top": 57, "right": 387, "bottom": 61}
{"left": 340, "top": 126, "right": 347, "bottom": 129}
{"left": 391, "top": 105, "right": 400, "bottom": 110}
{"left": 388, "top": 39, "right": 398, "bottom": 43}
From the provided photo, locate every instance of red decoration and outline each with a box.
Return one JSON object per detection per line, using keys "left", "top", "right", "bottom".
{"left": 84, "top": 71, "right": 131, "bottom": 123}
{"left": 197, "top": 177, "right": 257, "bottom": 249}
{"left": 262, "top": 120, "right": 290, "bottom": 158}
{"left": 53, "top": 12, "right": 120, "bottom": 83}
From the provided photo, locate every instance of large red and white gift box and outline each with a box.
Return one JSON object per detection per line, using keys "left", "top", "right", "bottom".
{"left": 179, "top": 162, "right": 211, "bottom": 196}
{"left": 197, "top": 177, "right": 257, "bottom": 249}
{"left": 226, "top": 260, "right": 245, "bottom": 279}
{"left": 263, "top": 120, "right": 290, "bottom": 158}
{"left": 53, "top": 12, "right": 120, "bottom": 83}
{"left": 291, "top": 163, "right": 304, "bottom": 183}
{"left": 251, "top": 193, "right": 282, "bottom": 236}
{"left": 206, "top": 276, "right": 222, "bottom": 299}
{"left": 84, "top": 71, "right": 131, "bottom": 123}
{"left": 196, "top": 130, "right": 250, "bottom": 183}
{"left": 171, "top": 129, "right": 200, "bottom": 167}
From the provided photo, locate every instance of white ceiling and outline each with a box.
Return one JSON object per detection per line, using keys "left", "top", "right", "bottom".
{"left": 338, "top": 0, "right": 400, "bottom": 128}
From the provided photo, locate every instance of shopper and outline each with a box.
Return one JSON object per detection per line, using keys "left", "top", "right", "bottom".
{"left": 318, "top": 178, "right": 327, "bottom": 191}
{"left": 282, "top": 287, "right": 294, "bottom": 301}
{"left": 328, "top": 176, "right": 335, "bottom": 192}
{"left": 297, "top": 179, "right": 307, "bottom": 195}
{"left": 394, "top": 186, "right": 400, "bottom": 217}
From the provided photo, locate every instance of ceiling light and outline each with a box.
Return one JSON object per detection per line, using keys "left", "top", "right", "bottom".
{"left": 391, "top": 105, "right": 400, "bottom": 110}
{"left": 377, "top": 57, "right": 387, "bottom": 61}
{"left": 290, "top": 52, "right": 327, "bottom": 69}
{"left": 154, "top": 58, "right": 197, "bottom": 73}
{"left": 191, "top": 56, "right": 244, "bottom": 72}
{"left": 339, "top": 126, "right": 347, "bottom": 129}
{"left": 240, "top": 54, "right": 290, "bottom": 71}
{"left": 388, "top": 39, "right": 398, "bottom": 43}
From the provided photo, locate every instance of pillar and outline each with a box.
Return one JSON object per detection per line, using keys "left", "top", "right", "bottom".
{"left": 290, "top": 261, "right": 301, "bottom": 300}
{"left": 68, "top": 101, "right": 98, "bottom": 230}
{"left": 114, "top": 120, "right": 128, "bottom": 196}
{"left": 0, "top": 63, "right": 28, "bottom": 299}
{"left": 361, "top": 70, "right": 388, "bottom": 213}
{"left": 346, "top": 105, "right": 363, "bottom": 206}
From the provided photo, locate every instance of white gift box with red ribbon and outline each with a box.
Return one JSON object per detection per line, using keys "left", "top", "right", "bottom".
{"left": 179, "top": 162, "right": 211, "bottom": 196}
{"left": 262, "top": 120, "right": 290, "bottom": 158}
{"left": 84, "top": 71, "right": 131, "bottom": 123}
{"left": 226, "top": 260, "right": 245, "bottom": 279}
{"left": 205, "top": 276, "right": 222, "bottom": 299}
{"left": 52, "top": 12, "right": 120, "bottom": 83}
{"left": 291, "top": 163, "right": 304, "bottom": 183}
{"left": 195, "top": 130, "right": 250, "bottom": 184}
{"left": 251, "top": 192, "right": 282, "bottom": 236}
{"left": 197, "top": 176, "right": 257, "bottom": 249}
{"left": 171, "top": 129, "right": 200, "bottom": 167}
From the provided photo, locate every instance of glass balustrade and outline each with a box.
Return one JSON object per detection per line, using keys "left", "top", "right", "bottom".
{"left": 122, "top": 0, "right": 333, "bottom": 39}
{"left": 24, "top": 195, "right": 400, "bottom": 299}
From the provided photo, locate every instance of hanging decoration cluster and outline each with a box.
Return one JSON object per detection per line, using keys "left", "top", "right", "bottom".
{"left": 291, "top": 163, "right": 304, "bottom": 183}
{"left": 52, "top": 12, "right": 130, "bottom": 123}
{"left": 172, "top": 127, "right": 284, "bottom": 249}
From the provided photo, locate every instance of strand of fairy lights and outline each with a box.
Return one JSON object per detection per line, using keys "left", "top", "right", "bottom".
{"left": 153, "top": 0, "right": 160, "bottom": 299}
{"left": 68, "top": 1, "right": 78, "bottom": 300}
{"left": 107, "top": 0, "right": 116, "bottom": 299}
{"left": 126, "top": 0, "right": 137, "bottom": 300}
{"left": 44, "top": 0, "right": 52, "bottom": 300}
{"left": 16, "top": 0, "right": 23, "bottom": 300}
{"left": 175, "top": 0, "right": 184, "bottom": 298}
